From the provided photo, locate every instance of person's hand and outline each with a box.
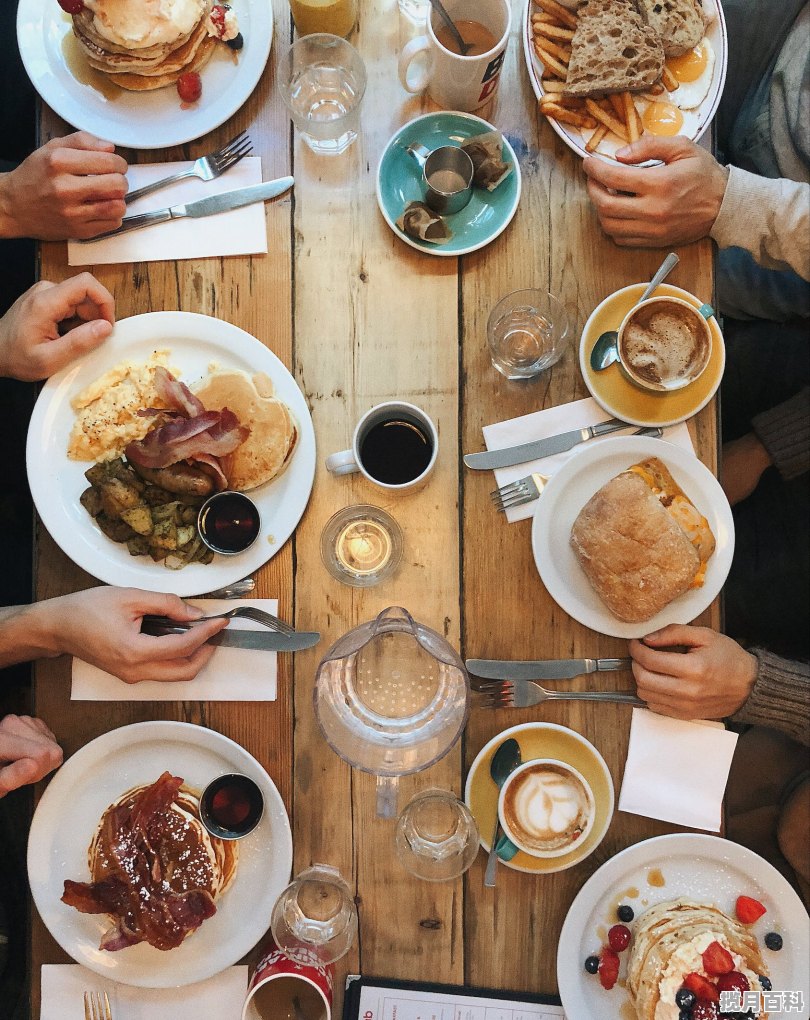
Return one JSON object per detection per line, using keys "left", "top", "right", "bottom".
{"left": 582, "top": 136, "right": 729, "bottom": 247}
{"left": 0, "top": 274, "right": 115, "bottom": 381}
{"left": 722, "top": 432, "right": 772, "bottom": 506}
{"left": 629, "top": 624, "right": 758, "bottom": 720}
{"left": 0, "top": 132, "right": 128, "bottom": 240}
{"left": 35, "top": 588, "right": 230, "bottom": 684}
{"left": 0, "top": 715, "right": 63, "bottom": 797}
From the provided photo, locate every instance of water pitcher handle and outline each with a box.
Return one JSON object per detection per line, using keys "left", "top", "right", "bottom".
{"left": 372, "top": 606, "right": 417, "bottom": 636}
{"left": 376, "top": 775, "right": 399, "bottom": 818}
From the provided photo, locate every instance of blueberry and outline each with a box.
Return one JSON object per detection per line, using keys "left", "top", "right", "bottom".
{"left": 584, "top": 955, "right": 599, "bottom": 974}
{"left": 675, "top": 988, "right": 696, "bottom": 1009}
{"left": 226, "top": 31, "right": 244, "bottom": 50}
{"left": 617, "top": 904, "right": 635, "bottom": 922}
{"left": 678, "top": 1012, "right": 691, "bottom": 1020}
{"left": 759, "top": 974, "right": 772, "bottom": 990}
{"left": 764, "top": 931, "right": 783, "bottom": 951}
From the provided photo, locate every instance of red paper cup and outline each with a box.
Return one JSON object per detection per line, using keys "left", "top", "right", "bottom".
{"left": 243, "top": 943, "right": 334, "bottom": 1020}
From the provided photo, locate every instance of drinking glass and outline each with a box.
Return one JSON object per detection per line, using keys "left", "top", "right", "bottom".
{"left": 395, "top": 789, "right": 480, "bottom": 881}
{"left": 270, "top": 864, "right": 358, "bottom": 965}
{"left": 487, "top": 289, "right": 570, "bottom": 379}
{"left": 278, "top": 34, "right": 367, "bottom": 155}
{"left": 398, "top": 0, "right": 430, "bottom": 22}
{"left": 320, "top": 505, "right": 403, "bottom": 587}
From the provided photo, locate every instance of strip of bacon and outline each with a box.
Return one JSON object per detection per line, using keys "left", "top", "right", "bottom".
{"left": 154, "top": 366, "right": 206, "bottom": 417}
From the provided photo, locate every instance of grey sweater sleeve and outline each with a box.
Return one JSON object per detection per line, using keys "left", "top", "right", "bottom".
{"left": 752, "top": 386, "right": 810, "bottom": 481}
{"left": 730, "top": 648, "right": 810, "bottom": 746}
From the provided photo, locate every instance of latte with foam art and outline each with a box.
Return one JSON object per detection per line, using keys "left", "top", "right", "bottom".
{"left": 500, "top": 760, "right": 595, "bottom": 857}
{"left": 618, "top": 296, "right": 711, "bottom": 391}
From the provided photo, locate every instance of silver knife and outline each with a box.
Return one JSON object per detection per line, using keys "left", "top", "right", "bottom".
{"left": 87, "top": 177, "right": 295, "bottom": 240}
{"left": 464, "top": 418, "right": 634, "bottom": 470}
{"left": 466, "top": 657, "right": 632, "bottom": 680}
{"left": 144, "top": 625, "right": 319, "bottom": 651}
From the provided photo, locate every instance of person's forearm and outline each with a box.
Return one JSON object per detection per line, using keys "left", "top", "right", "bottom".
{"left": 0, "top": 603, "right": 62, "bottom": 669}
{"left": 710, "top": 167, "right": 810, "bottom": 280}
{"left": 0, "top": 173, "right": 18, "bottom": 238}
{"left": 730, "top": 648, "right": 810, "bottom": 746}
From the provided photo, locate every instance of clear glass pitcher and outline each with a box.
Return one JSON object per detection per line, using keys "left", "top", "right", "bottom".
{"left": 314, "top": 607, "right": 470, "bottom": 817}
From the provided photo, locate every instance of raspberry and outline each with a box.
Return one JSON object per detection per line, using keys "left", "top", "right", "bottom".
{"left": 702, "top": 940, "right": 734, "bottom": 976}
{"left": 608, "top": 924, "right": 632, "bottom": 952}
{"left": 177, "top": 72, "right": 202, "bottom": 103}
{"left": 691, "top": 1002, "right": 720, "bottom": 1020}
{"left": 598, "top": 947, "right": 620, "bottom": 990}
{"left": 716, "top": 971, "right": 750, "bottom": 995}
{"left": 57, "top": 0, "right": 85, "bottom": 11}
{"left": 735, "top": 896, "right": 767, "bottom": 924}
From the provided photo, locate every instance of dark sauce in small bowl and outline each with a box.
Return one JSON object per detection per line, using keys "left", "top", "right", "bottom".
{"left": 198, "top": 491, "right": 261, "bottom": 555}
{"left": 200, "top": 773, "right": 264, "bottom": 840}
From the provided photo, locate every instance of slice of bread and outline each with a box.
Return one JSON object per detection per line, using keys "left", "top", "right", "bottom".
{"left": 563, "top": 0, "right": 664, "bottom": 98}
{"left": 636, "top": 0, "right": 706, "bottom": 56}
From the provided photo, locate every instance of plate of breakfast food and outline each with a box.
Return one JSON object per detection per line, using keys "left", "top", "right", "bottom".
{"left": 523, "top": 0, "right": 727, "bottom": 161}
{"left": 558, "top": 832, "right": 810, "bottom": 1020}
{"left": 17, "top": 0, "right": 272, "bottom": 149}
{"left": 531, "top": 434, "right": 734, "bottom": 638}
{"left": 28, "top": 721, "right": 293, "bottom": 987}
{"left": 580, "top": 283, "right": 726, "bottom": 428}
{"left": 26, "top": 311, "right": 315, "bottom": 597}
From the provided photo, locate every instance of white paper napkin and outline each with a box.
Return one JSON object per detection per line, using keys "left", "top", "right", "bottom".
{"left": 481, "top": 397, "right": 695, "bottom": 522}
{"left": 40, "top": 964, "right": 247, "bottom": 1020}
{"left": 68, "top": 156, "right": 268, "bottom": 266}
{"left": 71, "top": 599, "right": 279, "bottom": 701}
{"left": 619, "top": 708, "right": 739, "bottom": 831}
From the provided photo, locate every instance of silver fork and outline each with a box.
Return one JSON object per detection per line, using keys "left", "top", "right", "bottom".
{"left": 142, "top": 605, "right": 295, "bottom": 636}
{"left": 84, "top": 990, "right": 112, "bottom": 1020}
{"left": 125, "top": 131, "right": 253, "bottom": 204}
{"left": 474, "top": 679, "right": 646, "bottom": 709}
{"left": 491, "top": 427, "right": 664, "bottom": 513}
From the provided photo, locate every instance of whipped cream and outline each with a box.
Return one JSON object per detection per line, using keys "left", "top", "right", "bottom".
{"left": 654, "top": 930, "right": 765, "bottom": 1020}
{"left": 83, "top": 0, "right": 205, "bottom": 50}
{"left": 206, "top": 5, "right": 240, "bottom": 41}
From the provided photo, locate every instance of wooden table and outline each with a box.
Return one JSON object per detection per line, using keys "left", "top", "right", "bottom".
{"left": 33, "top": 0, "right": 718, "bottom": 1013}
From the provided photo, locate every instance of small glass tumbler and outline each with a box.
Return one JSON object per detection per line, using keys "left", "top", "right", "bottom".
{"left": 320, "top": 505, "right": 403, "bottom": 587}
{"left": 398, "top": 0, "right": 430, "bottom": 22}
{"left": 270, "top": 864, "right": 358, "bottom": 966}
{"left": 487, "top": 289, "right": 570, "bottom": 380}
{"left": 278, "top": 34, "right": 367, "bottom": 156}
{"left": 394, "top": 789, "right": 480, "bottom": 882}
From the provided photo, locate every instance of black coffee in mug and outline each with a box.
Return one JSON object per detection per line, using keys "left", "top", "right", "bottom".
{"left": 359, "top": 416, "right": 433, "bottom": 485}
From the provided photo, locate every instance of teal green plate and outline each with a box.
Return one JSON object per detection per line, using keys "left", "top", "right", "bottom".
{"left": 376, "top": 111, "right": 522, "bottom": 257}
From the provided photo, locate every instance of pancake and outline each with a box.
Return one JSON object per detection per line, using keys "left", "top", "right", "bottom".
{"left": 193, "top": 370, "right": 298, "bottom": 492}
{"left": 627, "top": 899, "right": 768, "bottom": 1020}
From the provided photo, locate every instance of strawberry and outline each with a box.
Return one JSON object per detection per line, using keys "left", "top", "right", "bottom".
{"left": 691, "top": 1001, "right": 720, "bottom": 1020}
{"left": 702, "top": 940, "right": 734, "bottom": 975}
{"left": 716, "top": 971, "right": 750, "bottom": 995}
{"left": 598, "top": 947, "right": 620, "bottom": 990}
{"left": 735, "top": 895, "right": 766, "bottom": 924}
{"left": 177, "top": 72, "right": 202, "bottom": 103}
{"left": 57, "top": 0, "right": 85, "bottom": 11}
{"left": 608, "top": 924, "right": 631, "bottom": 952}
{"left": 683, "top": 973, "right": 720, "bottom": 1003}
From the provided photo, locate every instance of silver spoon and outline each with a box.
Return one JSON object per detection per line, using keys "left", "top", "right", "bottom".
{"left": 484, "top": 737, "right": 522, "bottom": 888}
{"left": 292, "top": 997, "right": 307, "bottom": 1020}
{"left": 590, "top": 252, "right": 680, "bottom": 371}
{"left": 429, "top": 0, "right": 473, "bottom": 55}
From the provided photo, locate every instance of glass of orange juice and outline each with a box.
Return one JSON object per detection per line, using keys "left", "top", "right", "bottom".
{"left": 289, "top": 0, "right": 358, "bottom": 38}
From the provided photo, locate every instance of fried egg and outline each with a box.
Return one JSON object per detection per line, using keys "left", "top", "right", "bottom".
{"left": 665, "top": 37, "right": 716, "bottom": 110}
{"left": 637, "top": 99, "right": 700, "bottom": 138}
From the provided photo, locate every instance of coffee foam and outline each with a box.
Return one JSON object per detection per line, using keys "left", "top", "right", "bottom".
{"left": 621, "top": 300, "right": 708, "bottom": 386}
{"left": 503, "top": 763, "right": 592, "bottom": 853}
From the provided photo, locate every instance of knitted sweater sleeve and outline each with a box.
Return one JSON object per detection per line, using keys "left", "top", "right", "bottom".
{"left": 730, "top": 648, "right": 810, "bottom": 746}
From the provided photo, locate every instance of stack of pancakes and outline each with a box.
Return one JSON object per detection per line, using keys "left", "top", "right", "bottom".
{"left": 627, "top": 899, "right": 769, "bottom": 1020}
{"left": 72, "top": 0, "right": 217, "bottom": 91}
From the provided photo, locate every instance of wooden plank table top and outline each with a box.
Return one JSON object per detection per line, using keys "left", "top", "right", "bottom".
{"left": 33, "top": 0, "right": 718, "bottom": 1014}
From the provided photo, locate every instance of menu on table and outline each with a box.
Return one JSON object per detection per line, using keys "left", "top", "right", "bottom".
{"left": 343, "top": 978, "right": 565, "bottom": 1020}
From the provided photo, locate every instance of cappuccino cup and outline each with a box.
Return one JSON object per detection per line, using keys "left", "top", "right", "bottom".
{"left": 498, "top": 759, "right": 595, "bottom": 859}
{"left": 617, "top": 295, "right": 713, "bottom": 392}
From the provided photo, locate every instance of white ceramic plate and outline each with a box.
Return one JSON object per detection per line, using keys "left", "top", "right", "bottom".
{"left": 530, "top": 435, "right": 734, "bottom": 638}
{"left": 17, "top": 0, "right": 272, "bottom": 150}
{"left": 522, "top": 0, "right": 728, "bottom": 160}
{"left": 26, "top": 311, "right": 316, "bottom": 597}
{"left": 558, "top": 833, "right": 810, "bottom": 1020}
{"left": 27, "top": 721, "right": 293, "bottom": 988}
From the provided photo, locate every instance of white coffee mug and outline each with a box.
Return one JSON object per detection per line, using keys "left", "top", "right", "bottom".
{"left": 325, "top": 401, "right": 438, "bottom": 490}
{"left": 398, "top": 0, "right": 511, "bottom": 111}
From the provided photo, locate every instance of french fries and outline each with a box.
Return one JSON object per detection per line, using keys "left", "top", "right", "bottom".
{"left": 585, "top": 124, "right": 608, "bottom": 153}
{"left": 531, "top": 18, "right": 575, "bottom": 41}
{"left": 623, "top": 91, "right": 641, "bottom": 143}
{"left": 534, "top": 0, "right": 578, "bottom": 30}
{"left": 533, "top": 42, "right": 569, "bottom": 79}
{"left": 661, "top": 65, "right": 680, "bottom": 92}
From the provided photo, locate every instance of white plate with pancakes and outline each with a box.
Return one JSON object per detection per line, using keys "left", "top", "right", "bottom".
{"left": 557, "top": 833, "right": 810, "bottom": 1020}
{"left": 530, "top": 435, "right": 734, "bottom": 638}
{"left": 17, "top": 0, "right": 272, "bottom": 149}
{"left": 26, "top": 311, "right": 316, "bottom": 597}
{"left": 523, "top": 0, "right": 728, "bottom": 161}
{"left": 28, "top": 721, "right": 293, "bottom": 987}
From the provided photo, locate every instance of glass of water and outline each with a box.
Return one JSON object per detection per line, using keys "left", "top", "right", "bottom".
{"left": 487, "top": 289, "right": 570, "bottom": 380}
{"left": 394, "top": 789, "right": 480, "bottom": 882}
{"left": 278, "top": 34, "right": 367, "bottom": 156}
{"left": 270, "top": 863, "right": 358, "bottom": 965}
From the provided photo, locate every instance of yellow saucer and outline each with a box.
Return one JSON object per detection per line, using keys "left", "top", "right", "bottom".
{"left": 464, "top": 722, "right": 614, "bottom": 874}
{"left": 579, "top": 283, "right": 726, "bottom": 428}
